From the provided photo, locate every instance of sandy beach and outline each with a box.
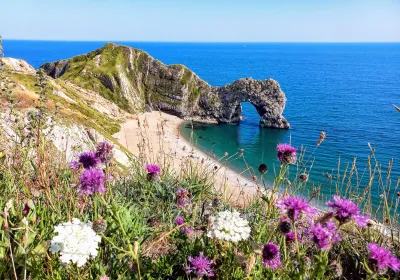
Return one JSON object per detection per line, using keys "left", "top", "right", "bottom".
{"left": 114, "top": 111, "right": 266, "bottom": 206}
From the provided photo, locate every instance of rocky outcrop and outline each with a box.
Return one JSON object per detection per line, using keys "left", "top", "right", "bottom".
{"left": 1, "top": 57, "right": 36, "bottom": 74}
{"left": 41, "top": 43, "right": 290, "bottom": 129}
{"left": 40, "top": 59, "right": 69, "bottom": 79}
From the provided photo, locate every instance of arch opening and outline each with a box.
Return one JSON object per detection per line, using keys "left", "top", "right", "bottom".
{"left": 239, "top": 102, "right": 260, "bottom": 126}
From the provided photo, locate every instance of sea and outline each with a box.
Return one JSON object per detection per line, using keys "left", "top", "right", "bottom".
{"left": 3, "top": 40, "right": 400, "bottom": 213}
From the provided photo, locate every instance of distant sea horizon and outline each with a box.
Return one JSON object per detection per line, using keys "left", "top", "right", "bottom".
{"left": 3, "top": 40, "right": 400, "bottom": 213}
{"left": 4, "top": 39, "right": 400, "bottom": 43}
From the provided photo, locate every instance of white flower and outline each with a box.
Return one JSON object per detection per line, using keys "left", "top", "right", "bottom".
{"left": 50, "top": 218, "right": 101, "bottom": 267}
{"left": 207, "top": 210, "right": 251, "bottom": 242}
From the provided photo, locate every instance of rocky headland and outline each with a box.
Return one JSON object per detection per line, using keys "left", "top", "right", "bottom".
{"left": 41, "top": 43, "right": 290, "bottom": 129}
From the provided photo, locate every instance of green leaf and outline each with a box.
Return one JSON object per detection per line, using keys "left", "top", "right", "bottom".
{"left": 261, "top": 195, "right": 270, "bottom": 204}
{"left": 117, "top": 252, "right": 127, "bottom": 259}
{"left": 31, "top": 241, "right": 48, "bottom": 256}
{"left": 0, "top": 246, "right": 6, "bottom": 260}
{"left": 16, "top": 230, "right": 38, "bottom": 256}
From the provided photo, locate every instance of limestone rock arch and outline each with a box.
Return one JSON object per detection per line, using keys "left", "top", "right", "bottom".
{"left": 214, "top": 78, "right": 290, "bottom": 129}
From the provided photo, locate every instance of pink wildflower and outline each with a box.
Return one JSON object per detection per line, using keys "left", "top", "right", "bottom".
{"left": 276, "top": 143, "right": 297, "bottom": 164}
{"left": 326, "top": 195, "right": 369, "bottom": 227}
{"left": 275, "top": 196, "right": 317, "bottom": 221}
{"left": 262, "top": 242, "right": 282, "bottom": 270}
{"left": 185, "top": 252, "right": 214, "bottom": 278}
{"left": 368, "top": 243, "right": 400, "bottom": 272}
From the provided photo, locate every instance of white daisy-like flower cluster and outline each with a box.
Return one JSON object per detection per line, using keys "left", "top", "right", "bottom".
{"left": 50, "top": 218, "right": 101, "bottom": 267}
{"left": 207, "top": 210, "right": 251, "bottom": 242}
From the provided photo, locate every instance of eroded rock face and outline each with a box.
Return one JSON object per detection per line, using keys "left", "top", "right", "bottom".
{"left": 41, "top": 43, "right": 290, "bottom": 129}
{"left": 41, "top": 59, "right": 69, "bottom": 79}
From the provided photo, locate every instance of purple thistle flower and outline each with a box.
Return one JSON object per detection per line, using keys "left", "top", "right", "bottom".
{"left": 184, "top": 227, "right": 193, "bottom": 235}
{"left": 99, "top": 276, "right": 110, "bottom": 280}
{"left": 69, "top": 160, "right": 81, "bottom": 171}
{"left": 96, "top": 141, "right": 114, "bottom": 163}
{"left": 326, "top": 195, "right": 370, "bottom": 227}
{"left": 309, "top": 220, "right": 341, "bottom": 250}
{"left": 276, "top": 143, "right": 297, "bottom": 165}
{"left": 175, "top": 216, "right": 185, "bottom": 226}
{"left": 275, "top": 196, "right": 317, "bottom": 221}
{"left": 78, "top": 151, "right": 100, "bottom": 169}
{"left": 176, "top": 187, "right": 191, "bottom": 208}
{"left": 177, "top": 198, "right": 186, "bottom": 208}
{"left": 78, "top": 167, "right": 106, "bottom": 195}
{"left": 175, "top": 216, "right": 192, "bottom": 235}
{"left": 177, "top": 198, "right": 191, "bottom": 209}
{"left": 286, "top": 232, "right": 294, "bottom": 241}
{"left": 176, "top": 187, "right": 189, "bottom": 198}
{"left": 285, "top": 232, "right": 300, "bottom": 243}
{"left": 145, "top": 164, "right": 161, "bottom": 179}
{"left": 262, "top": 242, "right": 282, "bottom": 270}
{"left": 176, "top": 198, "right": 185, "bottom": 208}
{"left": 185, "top": 252, "right": 214, "bottom": 278}
{"left": 368, "top": 243, "right": 400, "bottom": 272}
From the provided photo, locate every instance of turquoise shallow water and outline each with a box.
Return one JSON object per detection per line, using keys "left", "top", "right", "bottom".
{"left": 4, "top": 41, "right": 400, "bottom": 212}
{"left": 171, "top": 43, "right": 400, "bottom": 212}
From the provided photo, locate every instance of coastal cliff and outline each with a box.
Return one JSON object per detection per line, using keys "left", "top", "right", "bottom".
{"left": 41, "top": 43, "right": 290, "bottom": 129}
{"left": 0, "top": 57, "right": 130, "bottom": 166}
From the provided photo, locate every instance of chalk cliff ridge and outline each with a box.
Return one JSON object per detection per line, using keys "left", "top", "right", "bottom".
{"left": 41, "top": 43, "right": 289, "bottom": 128}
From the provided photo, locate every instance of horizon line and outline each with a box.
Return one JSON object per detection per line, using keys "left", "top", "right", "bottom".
{"left": 3, "top": 38, "right": 400, "bottom": 44}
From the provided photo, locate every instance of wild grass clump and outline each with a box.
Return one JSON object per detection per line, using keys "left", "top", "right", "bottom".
{"left": 1, "top": 40, "right": 399, "bottom": 280}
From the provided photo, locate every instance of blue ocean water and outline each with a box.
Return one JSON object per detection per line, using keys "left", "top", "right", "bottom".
{"left": 3, "top": 40, "right": 400, "bottom": 211}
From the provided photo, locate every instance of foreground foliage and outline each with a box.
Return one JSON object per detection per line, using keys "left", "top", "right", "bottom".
{"left": 1, "top": 138, "right": 399, "bottom": 279}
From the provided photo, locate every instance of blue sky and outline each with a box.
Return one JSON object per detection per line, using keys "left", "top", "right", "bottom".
{"left": 2, "top": 0, "right": 400, "bottom": 42}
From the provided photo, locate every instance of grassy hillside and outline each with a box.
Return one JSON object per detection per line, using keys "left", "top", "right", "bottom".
{"left": 41, "top": 43, "right": 213, "bottom": 119}
{"left": 58, "top": 43, "right": 135, "bottom": 112}
{"left": 1, "top": 58, "right": 126, "bottom": 135}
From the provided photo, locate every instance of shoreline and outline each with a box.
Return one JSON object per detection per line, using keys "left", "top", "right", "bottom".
{"left": 177, "top": 120, "right": 268, "bottom": 197}
{"left": 114, "top": 111, "right": 265, "bottom": 206}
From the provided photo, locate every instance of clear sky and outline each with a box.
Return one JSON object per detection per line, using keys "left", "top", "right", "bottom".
{"left": 2, "top": 0, "right": 400, "bottom": 42}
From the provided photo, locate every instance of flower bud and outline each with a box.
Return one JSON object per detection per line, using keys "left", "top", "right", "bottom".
{"left": 278, "top": 220, "right": 291, "bottom": 234}
{"left": 299, "top": 173, "right": 309, "bottom": 182}
{"left": 317, "top": 131, "right": 326, "bottom": 146}
{"left": 258, "top": 163, "right": 268, "bottom": 175}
